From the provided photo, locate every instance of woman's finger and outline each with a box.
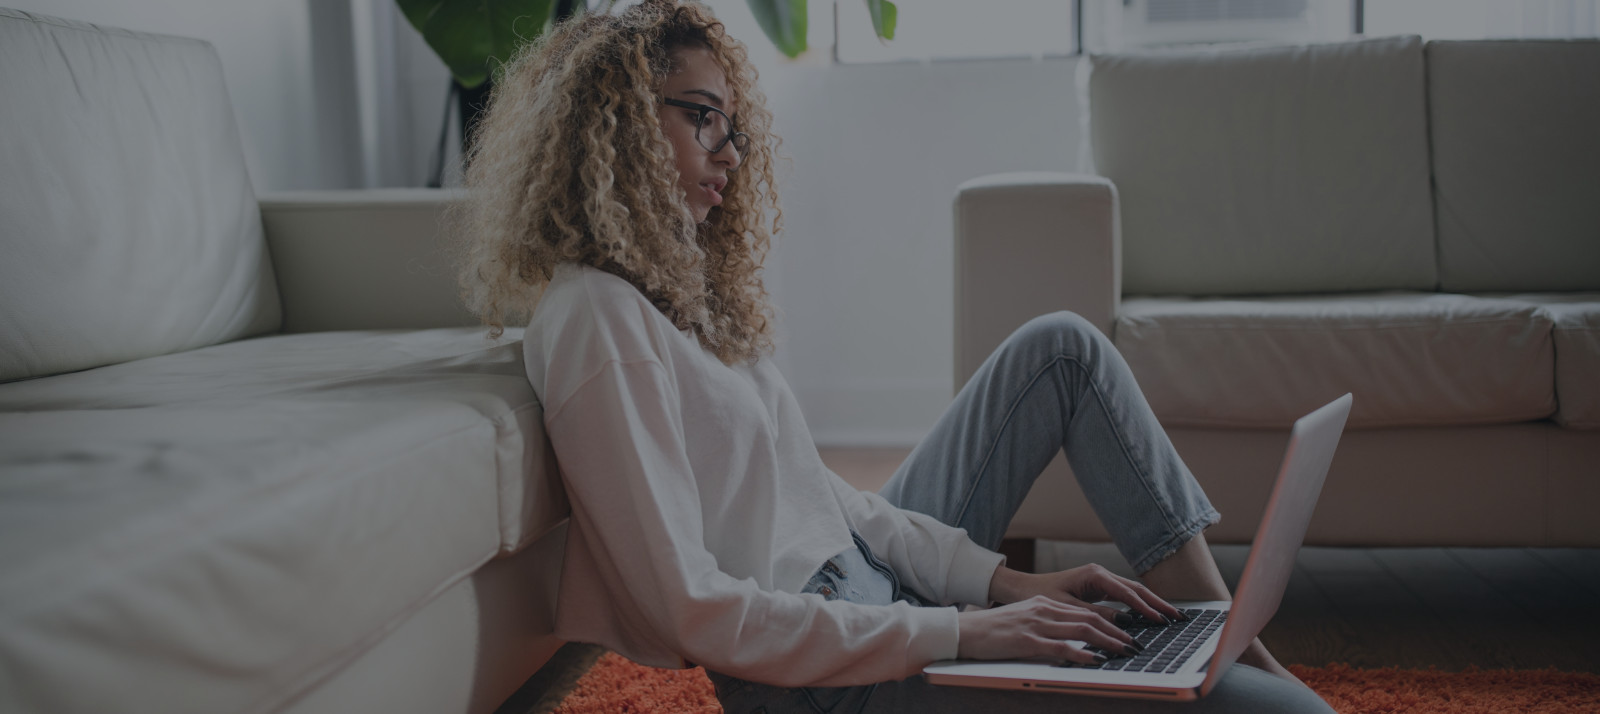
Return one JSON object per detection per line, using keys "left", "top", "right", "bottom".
{"left": 1101, "top": 580, "right": 1182, "bottom": 623}
{"left": 1038, "top": 637, "right": 1106, "bottom": 665}
{"left": 1039, "top": 619, "right": 1139, "bottom": 657}
{"left": 1048, "top": 592, "right": 1135, "bottom": 628}
{"left": 1082, "top": 600, "right": 1138, "bottom": 627}
{"left": 1117, "top": 576, "right": 1188, "bottom": 621}
{"left": 1036, "top": 601, "right": 1135, "bottom": 649}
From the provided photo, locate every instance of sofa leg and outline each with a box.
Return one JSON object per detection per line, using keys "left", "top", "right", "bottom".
{"left": 998, "top": 538, "right": 1036, "bottom": 574}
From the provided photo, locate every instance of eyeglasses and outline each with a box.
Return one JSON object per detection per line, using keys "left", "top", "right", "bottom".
{"left": 663, "top": 97, "right": 750, "bottom": 156}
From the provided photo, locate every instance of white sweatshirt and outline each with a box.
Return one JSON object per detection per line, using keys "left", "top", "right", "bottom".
{"left": 521, "top": 263, "right": 1004, "bottom": 687}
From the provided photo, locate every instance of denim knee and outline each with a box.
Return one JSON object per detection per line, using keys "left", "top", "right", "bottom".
{"left": 1005, "top": 311, "right": 1107, "bottom": 363}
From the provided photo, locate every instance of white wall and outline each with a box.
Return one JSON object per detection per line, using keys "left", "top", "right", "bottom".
{"left": 758, "top": 58, "right": 1083, "bottom": 445}
{"left": 702, "top": 3, "right": 1085, "bottom": 445}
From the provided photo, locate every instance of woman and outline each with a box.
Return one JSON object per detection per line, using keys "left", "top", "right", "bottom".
{"left": 455, "top": 2, "right": 1333, "bottom": 712}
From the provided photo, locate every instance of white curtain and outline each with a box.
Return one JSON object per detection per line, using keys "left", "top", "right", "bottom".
{"left": 347, "top": 0, "right": 459, "bottom": 188}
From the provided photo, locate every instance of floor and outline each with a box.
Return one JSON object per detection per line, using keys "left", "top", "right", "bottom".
{"left": 500, "top": 446, "right": 1600, "bottom": 713}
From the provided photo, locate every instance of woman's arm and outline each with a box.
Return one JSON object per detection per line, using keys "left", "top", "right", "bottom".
{"left": 547, "top": 358, "right": 960, "bottom": 687}
{"left": 823, "top": 475, "right": 1156, "bottom": 663}
{"left": 822, "top": 473, "right": 1002, "bottom": 607}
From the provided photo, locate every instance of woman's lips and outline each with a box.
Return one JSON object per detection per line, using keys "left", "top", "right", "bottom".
{"left": 700, "top": 182, "right": 723, "bottom": 206}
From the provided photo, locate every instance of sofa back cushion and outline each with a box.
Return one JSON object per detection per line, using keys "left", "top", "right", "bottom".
{"left": 1428, "top": 40, "right": 1600, "bottom": 292}
{"left": 0, "top": 10, "right": 280, "bottom": 382}
{"left": 1089, "top": 36, "right": 1438, "bottom": 296}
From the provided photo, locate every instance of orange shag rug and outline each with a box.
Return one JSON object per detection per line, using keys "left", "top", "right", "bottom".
{"left": 552, "top": 653, "right": 1600, "bottom": 714}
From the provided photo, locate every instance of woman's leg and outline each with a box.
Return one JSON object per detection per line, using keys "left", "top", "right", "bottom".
{"left": 877, "top": 311, "right": 1292, "bottom": 678}
{"left": 878, "top": 311, "right": 1215, "bottom": 573}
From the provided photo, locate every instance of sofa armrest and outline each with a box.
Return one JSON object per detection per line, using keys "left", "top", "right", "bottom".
{"left": 953, "top": 172, "right": 1120, "bottom": 390}
{"left": 260, "top": 189, "right": 480, "bottom": 333}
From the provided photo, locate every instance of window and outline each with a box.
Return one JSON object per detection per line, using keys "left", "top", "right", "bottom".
{"left": 1083, "top": 0, "right": 1356, "bottom": 52}
{"left": 829, "top": 0, "right": 1599, "bottom": 65}
{"left": 1365, "top": 0, "right": 1600, "bottom": 40}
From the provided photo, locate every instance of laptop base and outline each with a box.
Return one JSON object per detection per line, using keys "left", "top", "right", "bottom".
{"left": 923, "top": 599, "right": 1225, "bottom": 701}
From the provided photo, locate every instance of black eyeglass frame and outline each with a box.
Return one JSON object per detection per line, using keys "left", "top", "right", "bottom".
{"left": 662, "top": 97, "right": 750, "bottom": 156}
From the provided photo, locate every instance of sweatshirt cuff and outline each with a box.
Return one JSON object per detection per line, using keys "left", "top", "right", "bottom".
{"left": 906, "top": 603, "right": 963, "bottom": 665}
{"left": 945, "top": 537, "right": 1006, "bottom": 607}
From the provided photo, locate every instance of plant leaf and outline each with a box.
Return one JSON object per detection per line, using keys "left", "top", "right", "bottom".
{"left": 746, "top": 0, "right": 807, "bottom": 58}
{"left": 866, "top": 0, "right": 895, "bottom": 41}
{"left": 396, "top": 0, "right": 555, "bottom": 88}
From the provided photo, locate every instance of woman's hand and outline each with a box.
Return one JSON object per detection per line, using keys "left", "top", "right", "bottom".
{"left": 988, "top": 563, "right": 1187, "bottom": 625}
{"left": 956, "top": 596, "right": 1141, "bottom": 664}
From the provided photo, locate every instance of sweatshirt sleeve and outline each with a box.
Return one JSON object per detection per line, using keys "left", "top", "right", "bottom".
{"left": 825, "top": 473, "right": 1005, "bottom": 609}
{"left": 544, "top": 357, "right": 962, "bottom": 687}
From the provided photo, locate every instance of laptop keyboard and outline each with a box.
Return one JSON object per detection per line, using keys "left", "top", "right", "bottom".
{"left": 1068, "top": 608, "right": 1227, "bottom": 674}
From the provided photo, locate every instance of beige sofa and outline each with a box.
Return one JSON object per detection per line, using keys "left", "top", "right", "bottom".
{"left": 1, "top": 10, "right": 565, "bottom": 713}
{"left": 955, "top": 36, "right": 1600, "bottom": 549}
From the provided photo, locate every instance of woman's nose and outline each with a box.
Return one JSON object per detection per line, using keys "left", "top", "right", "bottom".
{"left": 712, "top": 139, "right": 741, "bottom": 170}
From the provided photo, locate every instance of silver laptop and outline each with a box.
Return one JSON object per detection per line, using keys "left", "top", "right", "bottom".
{"left": 924, "top": 393, "right": 1352, "bottom": 701}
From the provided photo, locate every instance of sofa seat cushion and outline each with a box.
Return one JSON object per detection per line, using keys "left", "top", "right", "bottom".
{"left": 0, "top": 328, "right": 561, "bottom": 713}
{"left": 1498, "top": 294, "right": 1600, "bottom": 429}
{"left": 1114, "top": 293, "right": 1555, "bottom": 429}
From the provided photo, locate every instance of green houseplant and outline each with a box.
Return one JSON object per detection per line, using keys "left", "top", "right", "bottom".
{"left": 397, "top": 0, "right": 896, "bottom": 184}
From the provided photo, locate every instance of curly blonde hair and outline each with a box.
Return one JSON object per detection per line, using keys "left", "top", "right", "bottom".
{"left": 453, "top": 0, "right": 780, "bottom": 365}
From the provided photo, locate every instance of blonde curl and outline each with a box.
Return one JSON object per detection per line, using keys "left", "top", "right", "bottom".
{"left": 451, "top": 0, "right": 781, "bottom": 365}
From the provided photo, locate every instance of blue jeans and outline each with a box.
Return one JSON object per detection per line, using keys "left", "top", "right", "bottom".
{"left": 707, "top": 312, "right": 1333, "bottom": 713}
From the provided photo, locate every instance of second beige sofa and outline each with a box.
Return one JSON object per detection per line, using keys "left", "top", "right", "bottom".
{"left": 955, "top": 36, "right": 1600, "bottom": 548}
